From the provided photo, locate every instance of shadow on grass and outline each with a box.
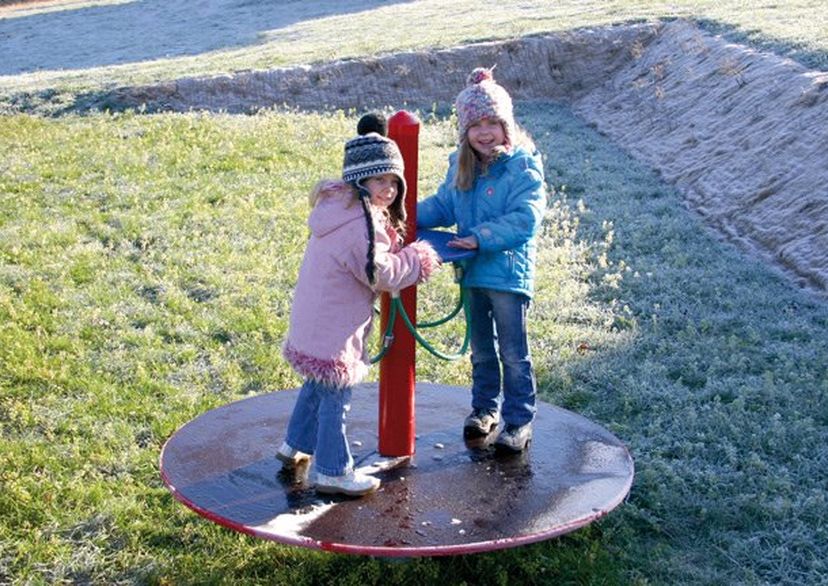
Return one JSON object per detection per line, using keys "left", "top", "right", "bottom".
{"left": 0, "top": 0, "right": 415, "bottom": 75}
{"left": 284, "top": 528, "right": 622, "bottom": 585}
{"left": 140, "top": 522, "right": 625, "bottom": 585}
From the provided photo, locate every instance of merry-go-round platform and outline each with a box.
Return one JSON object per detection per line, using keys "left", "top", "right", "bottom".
{"left": 159, "top": 382, "right": 634, "bottom": 557}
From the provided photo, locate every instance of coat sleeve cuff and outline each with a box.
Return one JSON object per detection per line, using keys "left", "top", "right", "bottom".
{"left": 408, "top": 240, "right": 441, "bottom": 283}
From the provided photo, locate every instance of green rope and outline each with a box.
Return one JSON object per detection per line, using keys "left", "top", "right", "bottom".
{"left": 369, "top": 298, "right": 397, "bottom": 364}
{"left": 396, "top": 292, "right": 471, "bottom": 360}
{"left": 369, "top": 288, "right": 471, "bottom": 363}
{"left": 418, "top": 290, "right": 465, "bottom": 328}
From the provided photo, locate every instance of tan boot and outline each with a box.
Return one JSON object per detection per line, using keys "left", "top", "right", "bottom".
{"left": 275, "top": 442, "right": 311, "bottom": 468}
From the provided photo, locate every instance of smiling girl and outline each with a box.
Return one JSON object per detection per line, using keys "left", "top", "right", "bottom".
{"left": 279, "top": 114, "right": 439, "bottom": 496}
{"left": 417, "top": 68, "right": 547, "bottom": 454}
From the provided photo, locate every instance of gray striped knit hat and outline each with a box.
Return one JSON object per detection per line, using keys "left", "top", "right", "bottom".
{"left": 342, "top": 114, "right": 407, "bottom": 207}
{"left": 342, "top": 113, "right": 407, "bottom": 286}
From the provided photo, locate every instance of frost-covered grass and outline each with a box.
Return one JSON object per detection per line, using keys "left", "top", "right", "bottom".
{"left": 1, "top": 0, "right": 827, "bottom": 113}
{"left": 2, "top": 105, "right": 827, "bottom": 584}
{"left": 525, "top": 102, "right": 828, "bottom": 584}
{"left": 2, "top": 1, "right": 828, "bottom": 583}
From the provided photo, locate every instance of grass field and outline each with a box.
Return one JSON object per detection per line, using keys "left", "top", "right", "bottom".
{"left": 1, "top": 0, "right": 827, "bottom": 114}
{"left": 2, "top": 1, "right": 828, "bottom": 584}
{"left": 3, "top": 103, "right": 827, "bottom": 584}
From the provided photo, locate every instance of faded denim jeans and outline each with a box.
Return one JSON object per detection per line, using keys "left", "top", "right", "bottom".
{"left": 284, "top": 379, "right": 353, "bottom": 476}
{"left": 467, "top": 287, "right": 537, "bottom": 427}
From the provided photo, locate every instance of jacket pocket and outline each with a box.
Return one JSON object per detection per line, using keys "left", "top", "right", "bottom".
{"left": 492, "top": 250, "right": 515, "bottom": 278}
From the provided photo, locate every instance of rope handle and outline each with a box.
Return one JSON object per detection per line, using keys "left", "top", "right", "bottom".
{"left": 369, "top": 286, "right": 471, "bottom": 363}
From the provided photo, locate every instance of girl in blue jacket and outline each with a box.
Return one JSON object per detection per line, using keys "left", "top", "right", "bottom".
{"left": 417, "top": 67, "right": 546, "bottom": 453}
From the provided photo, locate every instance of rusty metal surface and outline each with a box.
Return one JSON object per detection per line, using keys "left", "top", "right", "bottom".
{"left": 160, "top": 383, "right": 633, "bottom": 556}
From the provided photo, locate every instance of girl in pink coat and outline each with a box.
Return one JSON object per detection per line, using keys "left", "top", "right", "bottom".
{"left": 278, "top": 114, "right": 439, "bottom": 497}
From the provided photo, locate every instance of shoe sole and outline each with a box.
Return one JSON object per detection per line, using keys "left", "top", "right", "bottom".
{"left": 315, "top": 484, "right": 379, "bottom": 497}
{"left": 494, "top": 437, "right": 532, "bottom": 454}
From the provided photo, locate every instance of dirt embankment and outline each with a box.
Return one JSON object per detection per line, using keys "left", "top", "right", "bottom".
{"left": 573, "top": 20, "right": 828, "bottom": 293}
{"left": 87, "top": 23, "right": 660, "bottom": 113}
{"left": 88, "top": 19, "right": 828, "bottom": 295}
{"left": 0, "top": 0, "right": 61, "bottom": 8}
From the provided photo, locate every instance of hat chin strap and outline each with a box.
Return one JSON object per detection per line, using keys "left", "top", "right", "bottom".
{"left": 350, "top": 179, "right": 371, "bottom": 200}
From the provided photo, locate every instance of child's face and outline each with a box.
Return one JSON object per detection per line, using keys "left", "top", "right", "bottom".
{"left": 364, "top": 173, "right": 400, "bottom": 209}
{"left": 467, "top": 117, "right": 506, "bottom": 160}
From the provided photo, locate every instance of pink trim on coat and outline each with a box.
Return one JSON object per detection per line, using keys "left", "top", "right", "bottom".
{"left": 282, "top": 342, "right": 369, "bottom": 389}
{"left": 408, "top": 240, "right": 441, "bottom": 283}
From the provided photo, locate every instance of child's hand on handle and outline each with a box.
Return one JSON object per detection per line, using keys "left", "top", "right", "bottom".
{"left": 447, "top": 235, "right": 479, "bottom": 250}
{"left": 408, "top": 240, "right": 442, "bottom": 283}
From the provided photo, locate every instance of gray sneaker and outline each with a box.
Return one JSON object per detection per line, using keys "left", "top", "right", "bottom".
{"left": 494, "top": 423, "right": 533, "bottom": 453}
{"left": 463, "top": 408, "right": 500, "bottom": 438}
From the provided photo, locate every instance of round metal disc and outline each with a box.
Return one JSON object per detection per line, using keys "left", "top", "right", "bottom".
{"left": 160, "top": 383, "right": 633, "bottom": 556}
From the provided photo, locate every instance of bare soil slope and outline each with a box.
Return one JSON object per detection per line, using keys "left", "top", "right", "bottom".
{"left": 573, "top": 20, "right": 828, "bottom": 292}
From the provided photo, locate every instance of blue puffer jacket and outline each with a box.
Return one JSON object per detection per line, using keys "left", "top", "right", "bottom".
{"left": 417, "top": 145, "right": 546, "bottom": 298}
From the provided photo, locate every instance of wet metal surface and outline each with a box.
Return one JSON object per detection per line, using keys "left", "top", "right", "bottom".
{"left": 160, "top": 383, "right": 634, "bottom": 556}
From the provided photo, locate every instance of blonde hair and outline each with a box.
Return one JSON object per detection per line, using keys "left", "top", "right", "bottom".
{"left": 309, "top": 179, "right": 356, "bottom": 208}
{"left": 454, "top": 123, "right": 536, "bottom": 192}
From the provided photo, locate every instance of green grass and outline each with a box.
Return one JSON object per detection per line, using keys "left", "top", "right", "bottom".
{"left": 2, "top": 103, "right": 827, "bottom": 584}
{"left": 2, "top": 0, "right": 828, "bottom": 583}
{"left": 1, "top": 0, "right": 827, "bottom": 114}
{"left": 526, "top": 102, "right": 828, "bottom": 584}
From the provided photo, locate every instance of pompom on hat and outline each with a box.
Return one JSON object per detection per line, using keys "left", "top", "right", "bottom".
{"left": 342, "top": 113, "right": 407, "bottom": 211}
{"left": 454, "top": 67, "right": 515, "bottom": 147}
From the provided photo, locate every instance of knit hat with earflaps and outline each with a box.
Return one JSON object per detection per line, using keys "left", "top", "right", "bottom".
{"left": 342, "top": 113, "right": 407, "bottom": 225}
{"left": 454, "top": 67, "right": 515, "bottom": 148}
{"left": 342, "top": 113, "right": 406, "bottom": 285}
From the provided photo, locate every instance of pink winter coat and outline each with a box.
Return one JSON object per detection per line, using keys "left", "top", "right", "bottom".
{"left": 282, "top": 180, "right": 439, "bottom": 388}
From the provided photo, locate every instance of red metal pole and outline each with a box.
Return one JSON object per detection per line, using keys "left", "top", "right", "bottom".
{"left": 379, "top": 111, "right": 419, "bottom": 457}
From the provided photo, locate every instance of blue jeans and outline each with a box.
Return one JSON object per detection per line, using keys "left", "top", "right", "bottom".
{"left": 284, "top": 379, "right": 353, "bottom": 477}
{"left": 468, "top": 288, "right": 536, "bottom": 427}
